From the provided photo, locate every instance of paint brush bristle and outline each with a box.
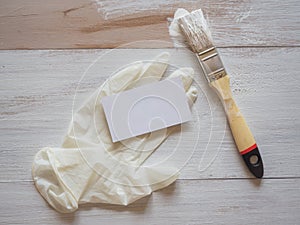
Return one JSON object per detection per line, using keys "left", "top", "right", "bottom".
{"left": 178, "top": 9, "right": 213, "bottom": 53}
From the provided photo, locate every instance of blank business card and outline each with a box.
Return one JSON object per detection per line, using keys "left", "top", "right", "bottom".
{"left": 101, "top": 77, "right": 192, "bottom": 142}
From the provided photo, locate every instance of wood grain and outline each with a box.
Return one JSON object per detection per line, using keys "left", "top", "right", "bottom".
{"left": 1, "top": 47, "right": 299, "bottom": 182}
{"left": 0, "top": 0, "right": 299, "bottom": 49}
{"left": 0, "top": 179, "right": 299, "bottom": 224}
{"left": 0, "top": 48, "right": 299, "bottom": 223}
{"left": 1, "top": 0, "right": 299, "bottom": 223}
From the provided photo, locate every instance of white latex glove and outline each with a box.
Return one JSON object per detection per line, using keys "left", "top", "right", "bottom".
{"left": 32, "top": 52, "right": 198, "bottom": 213}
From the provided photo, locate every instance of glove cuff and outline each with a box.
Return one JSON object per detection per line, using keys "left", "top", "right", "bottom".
{"left": 32, "top": 147, "right": 78, "bottom": 213}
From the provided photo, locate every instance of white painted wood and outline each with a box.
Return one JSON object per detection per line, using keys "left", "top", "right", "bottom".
{"left": 0, "top": 179, "right": 299, "bottom": 224}
{"left": 0, "top": 48, "right": 299, "bottom": 181}
{"left": 0, "top": 48, "right": 299, "bottom": 224}
{"left": 0, "top": 0, "right": 299, "bottom": 49}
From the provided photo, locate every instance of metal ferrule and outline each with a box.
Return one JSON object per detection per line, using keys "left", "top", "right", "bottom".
{"left": 196, "top": 46, "right": 227, "bottom": 83}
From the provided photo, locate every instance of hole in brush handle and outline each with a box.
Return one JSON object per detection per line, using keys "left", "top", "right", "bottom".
{"left": 242, "top": 147, "right": 264, "bottom": 178}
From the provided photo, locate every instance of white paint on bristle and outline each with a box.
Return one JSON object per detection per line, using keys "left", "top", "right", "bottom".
{"left": 178, "top": 9, "right": 213, "bottom": 53}
{"left": 168, "top": 8, "right": 213, "bottom": 52}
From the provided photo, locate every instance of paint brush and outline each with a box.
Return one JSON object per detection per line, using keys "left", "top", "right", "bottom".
{"left": 178, "top": 9, "right": 264, "bottom": 178}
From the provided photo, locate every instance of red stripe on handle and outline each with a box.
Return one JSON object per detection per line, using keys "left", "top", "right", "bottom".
{"left": 240, "top": 143, "right": 257, "bottom": 155}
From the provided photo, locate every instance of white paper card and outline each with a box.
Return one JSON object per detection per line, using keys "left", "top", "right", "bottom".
{"left": 101, "top": 77, "right": 192, "bottom": 142}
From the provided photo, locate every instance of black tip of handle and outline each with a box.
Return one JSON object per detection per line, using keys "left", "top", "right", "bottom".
{"left": 242, "top": 147, "right": 264, "bottom": 178}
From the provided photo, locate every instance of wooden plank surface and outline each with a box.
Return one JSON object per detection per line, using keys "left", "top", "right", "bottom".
{"left": 1, "top": 48, "right": 300, "bottom": 181}
{"left": 0, "top": 0, "right": 299, "bottom": 49}
{"left": 1, "top": 0, "right": 300, "bottom": 224}
{"left": 0, "top": 179, "right": 299, "bottom": 224}
{"left": 0, "top": 48, "right": 300, "bottom": 224}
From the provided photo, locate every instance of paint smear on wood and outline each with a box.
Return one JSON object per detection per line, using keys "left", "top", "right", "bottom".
{"left": 235, "top": 8, "right": 252, "bottom": 23}
{"left": 93, "top": 0, "right": 199, "bottom": 20}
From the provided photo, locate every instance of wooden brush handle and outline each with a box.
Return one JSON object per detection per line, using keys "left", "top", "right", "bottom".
{"left": 210, "top": 75, "right": 263, "bottom": 178}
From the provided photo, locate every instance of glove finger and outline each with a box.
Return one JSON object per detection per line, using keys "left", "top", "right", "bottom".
{"left": 167, "top": 67, "right": 194, "bottom": 91}
{"left": 100, "top": 63, "right": 144, "bottom": 96}
{"left": 127, "top": 52, "right": 170, "bottom": 88}
{"left": 140, "top": 51, "right": 170, "bottom": 80}
{"left": 186, "top": 85, "right": 198, "bottom": 107}
{"left": 97, "top": 52, "right": 171, "bottom": 96}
